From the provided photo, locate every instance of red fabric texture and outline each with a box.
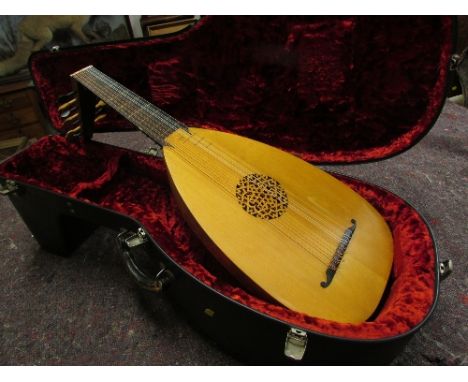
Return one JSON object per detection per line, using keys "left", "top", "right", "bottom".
{"left": 29, "top": 16, "right": 453, "bottom": 163}
{"left": 0, "top": 135, "right": 436, "bottom": 339}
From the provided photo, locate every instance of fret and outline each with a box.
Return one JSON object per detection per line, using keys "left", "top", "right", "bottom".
{"left": 71, "top": 65, "right": 186, "bottom": 145}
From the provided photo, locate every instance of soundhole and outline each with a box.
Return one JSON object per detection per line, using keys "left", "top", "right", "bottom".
{"left": 235, "top": 173, "right": 288, "bottom": 220}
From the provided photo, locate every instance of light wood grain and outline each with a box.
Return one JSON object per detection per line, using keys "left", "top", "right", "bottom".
{"left": 68, "top": 66, "right": 392, "bottom": 323}
{"left": 164, "top": 128, "right": 393, "bottom": 323}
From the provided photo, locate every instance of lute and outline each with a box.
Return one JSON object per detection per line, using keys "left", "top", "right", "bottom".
{"left": 69, "top": 65, "right": 393, "bottom": 323}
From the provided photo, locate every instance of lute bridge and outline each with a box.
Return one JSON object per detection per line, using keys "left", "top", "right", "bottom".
{"left": 321, "top": 219, "right": 357, "bottom": 288}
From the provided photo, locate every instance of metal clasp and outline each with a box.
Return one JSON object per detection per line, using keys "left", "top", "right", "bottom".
{"left": 450, "top": 54, "right": 461, "bottom": 71}
{"left": 439, "top": 259, "right": 453, "bottom": 281}
{"left": 284, "top": 328, "right": 308, "bottom": 361}
{"left": 117, "top": 228, "right": 174, "bottom": 292}
{"left": 0, "top": 180, "right": 18, "bottom": 196}
{"left": 123, "top": 227, "right": 148, "bottom": 248}
{"left": 450, "top": 49, "right": 468, "bottom": 71}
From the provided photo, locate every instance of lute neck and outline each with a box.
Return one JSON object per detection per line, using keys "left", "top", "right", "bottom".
{"left": 71, "top": 65, "right": 186, "bottom": 146}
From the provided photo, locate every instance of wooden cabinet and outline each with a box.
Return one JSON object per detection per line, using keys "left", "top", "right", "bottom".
{"left": 0, "top": 80, "right": 48, "bottom": 142}
{"left": 0, "top": 80, "right": 48, "bottom": 160}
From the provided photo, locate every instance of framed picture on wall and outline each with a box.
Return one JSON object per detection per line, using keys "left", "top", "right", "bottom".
{"left": 140, "top": 16, "right": 199, "bottom": 37}
{"left": 0, "top": 16, "right": 133, "bottom": 85}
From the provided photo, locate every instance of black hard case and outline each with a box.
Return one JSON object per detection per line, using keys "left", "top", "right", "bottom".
{"left": 0, "top": 16, "right": 455, "bottom": 365}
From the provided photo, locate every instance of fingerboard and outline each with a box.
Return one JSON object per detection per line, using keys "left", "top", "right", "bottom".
{"left": 71, "top": 65, "right": 186, "bottom": 146}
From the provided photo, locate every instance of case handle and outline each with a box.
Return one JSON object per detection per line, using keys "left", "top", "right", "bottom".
{"left": 117, "top": 228, "right": 174, "bottom": 292}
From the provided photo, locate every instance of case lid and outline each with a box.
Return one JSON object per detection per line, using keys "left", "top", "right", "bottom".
{"left": 29, "top": 16, "right": 454, "bottom": 163}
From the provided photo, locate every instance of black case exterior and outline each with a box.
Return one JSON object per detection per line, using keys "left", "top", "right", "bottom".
{"left": 0, "top": 172, "right": 442, "bottom": 365}
{"left": 0, "top": 16, "right": 455, "bottom": 365}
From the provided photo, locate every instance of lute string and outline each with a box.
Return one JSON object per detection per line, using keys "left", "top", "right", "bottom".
{"left": 73, "top": 68, "right": 355, "bottom": 262}
{"left": 75, "top": 68, "right": 349, "bottom": 246}
{"left": 75, "top": 68, "right": 351, "bottom": 251}
{"left": 74, "top": 71, "right": 341, "bottom": 265}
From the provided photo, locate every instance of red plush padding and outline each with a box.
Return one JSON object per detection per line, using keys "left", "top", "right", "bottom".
{"left": 0, "top": 136, "right": 436, "bottom": 339}
{"left": 29, "top": 16, "right": 453, "bottom": 163}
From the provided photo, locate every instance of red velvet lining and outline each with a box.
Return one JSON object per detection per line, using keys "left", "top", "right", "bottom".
{"left": 29, "top": 16, "right": 453, "bottom": 163}
{"left": 0, "top": 136, "right": 436, "bottom": 340}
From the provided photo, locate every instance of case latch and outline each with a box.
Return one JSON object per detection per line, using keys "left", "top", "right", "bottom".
{"left": 117, "top": 228, "right": 174, "bottom": 292}
{"left": 439, "top": 259, "right": 453, "bottom": 281}
{"left": 123, "top": 227, "right": 148, "bottom": 248}
{"left": 284, "top": 327, "right": 308, "bottom": 361}
{"left": 450, "top": 50, "right": 467, "bottom": 71}
{"left": 0, "top": 180, "right": 18, "bottom": 196}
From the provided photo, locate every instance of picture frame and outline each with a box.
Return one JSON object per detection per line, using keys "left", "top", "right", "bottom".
{"left": 140, "top": 16, "right": 199, "bottom": 37}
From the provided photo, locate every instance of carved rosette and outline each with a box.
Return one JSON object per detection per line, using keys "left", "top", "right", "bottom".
{"left": 235, "top": 173, "right": 288, "bottom": 220}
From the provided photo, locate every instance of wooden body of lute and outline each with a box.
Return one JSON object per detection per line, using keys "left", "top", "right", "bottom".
{"left": 70, "top": 66, "right": 394, "bottom": 323}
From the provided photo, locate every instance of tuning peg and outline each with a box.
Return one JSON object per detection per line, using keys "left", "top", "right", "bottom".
{"left": 65, "top": 124, "right": 83, "bottom": 140}
{"left": 95, "top": 105, "right": 106, "bottom": 116}
{"left": 66, "top": 117, "right": 81, "bottom": 127}
{"left": 58, "top": 98, "right": 77, "bottom": 113}
{"left": 95, "top": 99, "right": 106, "bottom": 108}
{"left": 56, "top": 90, "right": 76, "bottom": 104}
{"left": 62, "top": 118, "right": 80, "bottom": 133}
{"left": 62, "top": 112, "right": 80, "bottom": 125}
{"left": 59, "top": 105, "right": 78, "bottom": 119}
{"left": 95, "top": 99, "right": 108, "bottom": 116}
{"left": 94, "top": 113, "right": 107, "bottom": 123}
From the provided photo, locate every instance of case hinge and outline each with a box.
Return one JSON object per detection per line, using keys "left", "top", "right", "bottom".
{"left": 0, "top": 180, "right": 18, "bottom": 196}
{"left": 284, "top": 327, "right": 308, "bottom": 361}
